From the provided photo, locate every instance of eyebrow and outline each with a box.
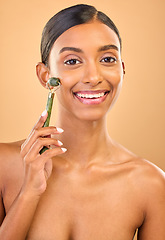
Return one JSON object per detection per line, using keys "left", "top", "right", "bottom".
{"left": 98, "top": 44, "right": 119, "bottom": 52}
{"left": 59, "top": 44, "right": 119, "bottom": 54}
{"left": 59, "top": 47, "right": 83, "bottom": 54}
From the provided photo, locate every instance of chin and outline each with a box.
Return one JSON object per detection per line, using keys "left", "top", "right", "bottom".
{"left": 74, "top": 108, "right": 107, "bottom": 122}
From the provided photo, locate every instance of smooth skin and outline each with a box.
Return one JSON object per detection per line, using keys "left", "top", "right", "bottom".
{"left": 0, "top": 21, "right": 164, "bottom": 240}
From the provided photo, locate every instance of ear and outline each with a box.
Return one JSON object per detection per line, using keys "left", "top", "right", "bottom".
{"left": 36, "top": 62, "right": 51, "bottom": 88}
{"left": 122, "top": 61, "right": 126, "bottom": 76}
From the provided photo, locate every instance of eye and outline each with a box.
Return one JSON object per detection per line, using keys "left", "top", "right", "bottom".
{"left": 101, "top": 56, "right": 117, "bottom": 63}
{"left": 64, "top": 58, "right": 81, "bottom": 65}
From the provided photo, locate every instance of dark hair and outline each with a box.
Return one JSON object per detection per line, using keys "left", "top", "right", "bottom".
{"left": 41, "top": 4, "right": 122, "bottom": 66}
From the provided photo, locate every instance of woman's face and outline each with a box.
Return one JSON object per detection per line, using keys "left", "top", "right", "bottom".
{"left": 48, "top": 20, "right": 124, "bottom": 121}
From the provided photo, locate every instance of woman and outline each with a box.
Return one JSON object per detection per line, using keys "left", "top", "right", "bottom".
{"left": 0, "top": 4, "right": 164, "bottom": 240}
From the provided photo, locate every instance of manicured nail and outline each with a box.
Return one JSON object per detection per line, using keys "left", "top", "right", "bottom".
{"left": 41, "top": 110, "right": 47, "bottom": 116}
{"left": 57, "top": 140, "right": 63, "bottom": 146}
{"left": 61, "top": 147, "right": 67, "bottom": 152}
{"left": 56, "top": 127, "right": 64, "bottom": 133}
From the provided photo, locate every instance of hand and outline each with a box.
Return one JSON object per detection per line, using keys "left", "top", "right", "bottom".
{"left": 20, "top": 110, "right": 66, "bottom": 198}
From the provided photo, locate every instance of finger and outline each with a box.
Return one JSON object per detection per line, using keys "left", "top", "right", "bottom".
{"left": 21, "top": 109, "right": 64, "bottom": 156}
{"left": 41, "top": 147, "right": 67, "bottom": 162}
{"left": 26, "top": 110, "right": 49, "bottom": 142}
{"left": 21, "top": 126, "right": 64, "bottom": 157}
{"left": 21, "top": 110, "right": 48, "bottom": 151}
{"left": 23, "top": 137, "right": 64, "bottom": 163}
{"left": 24, "top": 147, "right": 67, "bottom": 173}
{"left": 34, "top": 110, "right": 48, "bottom": 130}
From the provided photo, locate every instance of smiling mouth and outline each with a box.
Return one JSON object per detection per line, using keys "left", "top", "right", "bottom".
{"left": 73, "top": 90, "right": 110, "bottom": 105}
{"left": 74, "top": 90, "right": 109, "bottom": 98}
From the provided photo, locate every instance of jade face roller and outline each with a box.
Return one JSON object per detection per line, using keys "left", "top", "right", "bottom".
{"left": 40, "top": 77, "right": 61, "bottom": 154}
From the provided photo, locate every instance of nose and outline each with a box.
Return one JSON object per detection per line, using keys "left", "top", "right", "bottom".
{"left": 81, "top": 61, "right": 103, "bottom": 86}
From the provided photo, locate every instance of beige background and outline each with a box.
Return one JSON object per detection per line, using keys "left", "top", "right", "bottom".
{"left": 0, "top": 0, "right": 165, "bottom": 172}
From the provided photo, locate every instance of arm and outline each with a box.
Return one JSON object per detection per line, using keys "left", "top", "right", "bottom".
{"left": 137, "top": 167, "right": 165, "bottom": 240}
{"left": 0, "top": 111, "right": 65, "bottom": 239}
{"left": 0, "top": 191, "right": 40, "bottom": 239}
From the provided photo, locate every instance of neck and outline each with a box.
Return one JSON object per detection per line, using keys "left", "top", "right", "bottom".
{"left": 55, "top": 111, "right": 112, "bottom": 167}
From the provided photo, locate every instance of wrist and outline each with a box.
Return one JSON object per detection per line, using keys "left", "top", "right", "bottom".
{"left": 19, "top": 189, "right": 41, "bottom": 204}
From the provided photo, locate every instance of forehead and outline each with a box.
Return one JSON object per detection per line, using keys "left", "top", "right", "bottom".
{"left": 52, "top": 20, "right": 120, "bottom": 52}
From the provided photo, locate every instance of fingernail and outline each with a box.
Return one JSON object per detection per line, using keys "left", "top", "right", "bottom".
{"left": 57, "top": 140, "right": 63, "bottom": 146}
{"left": 61, "top": 147, "right": 67, "bottom": 152}
{"left": 41, "top": 110, "right": 47, "bottom": 116}
{"left": 56, "top": 127, "right": 64, "bottom": 133}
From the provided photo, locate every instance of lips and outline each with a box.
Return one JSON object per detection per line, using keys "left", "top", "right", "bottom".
{"left": 73, "top": 90, "right": 110, "bottom": 105}
{"left": 76, "top": 92, "right": 105, "bottom": 99}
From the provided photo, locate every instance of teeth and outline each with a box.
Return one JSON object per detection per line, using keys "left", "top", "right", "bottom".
{"left": 76, "top": 92, "right": 105, "bottom": 99}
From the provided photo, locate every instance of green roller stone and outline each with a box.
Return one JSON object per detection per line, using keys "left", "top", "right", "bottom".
{"left": 39, "top": 77, "right": 61, "bottom": 154}
{"left": 48, "top": 77, "right": 60, "bottom": 87}
{"left": 39, "top": 92, "right": 55, "bottom": 154}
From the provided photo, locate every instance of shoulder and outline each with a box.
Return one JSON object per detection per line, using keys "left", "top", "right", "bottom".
{"left": 124, "top": 152, "right": 165, "bottom": 190}
{"left": 128, "top": 157, "right": 165, "bottom": 208}
{"left": 131, "top": 159, "right": 165, "bottom": 238}
{"left": 0, "top": 141, "right": 25, "bottom": 215}
{"left": 0, "top": 140, "right": 23, "bottom": 152}
{"left": 115, "top": 141, "right": 164, "bottom": 185}
{"left": 0, "top": 140, "right": 24, "bottom": 181}
{"left": 115, "top": 141, "right": 164, "bottom": 186}
{"left": 123, "top": 154, "right": 165, "bottom": 229}
{"left": 0, "top": 140, "right": 24, "bottom": 162}
{"left": 131, "top": 157, "right": 165, "bottom": 187}
{"left": 115, "top": 141, "right": 165, "bottom": 199}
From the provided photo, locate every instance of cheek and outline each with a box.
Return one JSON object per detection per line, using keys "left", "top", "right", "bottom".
{"left": 55, "top": 83, "right": 74, "bottom": 108}
{"left": 56, "top": 89, "right": 70, "bottom": 112}
{"left": 104, "top": 67, "right": 123, "bottom": 88}
{"left": 58, "top": 78, "right": 77, "bottom": 95}
{"left": 51, "top": 64, "right": 80, "bottom": 89}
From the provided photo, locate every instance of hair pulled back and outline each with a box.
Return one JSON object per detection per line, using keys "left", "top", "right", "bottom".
{"left": 41, "top": 4, "right": 122, "bottom": 66}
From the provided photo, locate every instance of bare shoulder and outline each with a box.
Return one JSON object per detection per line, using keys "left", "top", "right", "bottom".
{"left": 0, "top": 140, "right": 24, "bottom": 181}
{"left": 0, "top": 141, "right": 26, "bottom": 219}
{"left": 131, "top": 157, "right": 165, "bottom": 190}
{"left": 0, "top": 140, "right": 24, "bottom": 163}
{"left": 0, "top": 140, "right": 23, "bottom": 153}
{"left": 138, "top": 158, "right": 164, "bottom": 203}
{"left": 123, "top": 152, "right": 165, "bottom": 210}
{"left": 127, "top": 157, "right": 165, "bottom": 238}
{"left": 114, "top": 141, "right": 165, "bottom": 198}
{"left": 115, "top": 141, "right": 164, "bottom": 185}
